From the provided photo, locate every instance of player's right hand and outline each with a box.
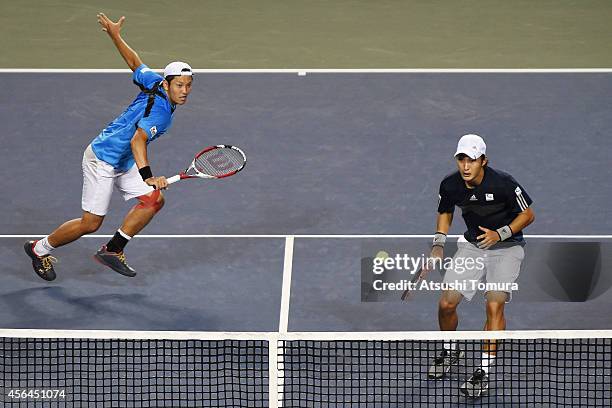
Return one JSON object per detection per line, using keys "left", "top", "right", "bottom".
{"left": 401, "top": 246, "right": 444, "bottom": 301}
{"left": 419, "top": 246, "right": 443, "bottom": 278}
{"left": 430, "top": 245, "right": 444, "bottom": 263}
{"left": 145, "top": 176, "right": 168, "bottom": 190}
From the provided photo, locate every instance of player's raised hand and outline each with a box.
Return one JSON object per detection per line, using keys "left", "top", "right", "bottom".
{"left": 97, "top": 13, "right": 125, "bottom": 37}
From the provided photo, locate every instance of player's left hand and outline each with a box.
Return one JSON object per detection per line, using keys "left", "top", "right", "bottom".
{"left": 476, "top": 226, "right": 500, "bottom": 249}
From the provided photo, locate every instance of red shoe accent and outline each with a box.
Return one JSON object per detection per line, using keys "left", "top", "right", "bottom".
{"left": 31, "top": 240, "right": 42, "bottom": 258}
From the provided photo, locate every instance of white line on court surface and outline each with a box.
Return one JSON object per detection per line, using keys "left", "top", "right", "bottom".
{"left": 279, "top": 236, "right": 295, "bottom": 334}
{"left": 1, "top": 234, "right": 612, "bottom": 239}
{"left": 1, "top": 68, "right": 612, "bottom": 73}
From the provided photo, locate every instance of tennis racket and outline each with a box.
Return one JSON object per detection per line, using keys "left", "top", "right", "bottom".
{"left": 167, "top": 145, "right": 246, "bottom": 184}
{"left": 400, "top": 265, "right": 428, "bottom": 301}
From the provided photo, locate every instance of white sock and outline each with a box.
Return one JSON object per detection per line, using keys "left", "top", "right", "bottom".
{"left": 33, "top": 237, "right": 55, "bottom": 256}
{"left": 481, "top": 352, "right": 495, "bottom": 373}
{"left": 443, "top": 341, "right": 457, "bottom": 351}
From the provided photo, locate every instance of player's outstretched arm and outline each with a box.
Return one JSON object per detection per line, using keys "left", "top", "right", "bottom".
{"left": 97, "top": 13, "right": 143, "bottom": 71}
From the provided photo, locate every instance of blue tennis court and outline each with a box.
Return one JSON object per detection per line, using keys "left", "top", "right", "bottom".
{"left": 1, "top": 71, "right": 611, "bottom": 406}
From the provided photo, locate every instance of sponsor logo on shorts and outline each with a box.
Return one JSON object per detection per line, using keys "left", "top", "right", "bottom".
{"left": 150, "top": 126, "right": 157, "bottom": 137}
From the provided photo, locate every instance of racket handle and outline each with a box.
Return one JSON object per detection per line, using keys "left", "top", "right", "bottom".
{"left": 167, "top": 175, "right": 181, "bottom": 184}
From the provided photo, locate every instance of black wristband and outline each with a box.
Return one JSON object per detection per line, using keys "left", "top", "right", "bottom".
{"left": 138, "top": 166, "right": 153, "bottom": 181}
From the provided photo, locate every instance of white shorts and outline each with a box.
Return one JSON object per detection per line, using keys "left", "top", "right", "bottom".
{"left": 443, "top": 236, "right": 525, "bottom": 301}
{"left": 81, "top": 144, "right": 153, "bottom": 216}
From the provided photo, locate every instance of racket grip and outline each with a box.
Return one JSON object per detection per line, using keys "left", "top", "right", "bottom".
{"left": 167, "top": 175, "right": 181, "bottom": 184}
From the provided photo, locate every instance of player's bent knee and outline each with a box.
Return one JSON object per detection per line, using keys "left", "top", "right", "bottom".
{"left": 82, "top": 222, "right": 101, "bottom": 234}
{"left": 486, "top": 300, "right": 505, "bottom": 317}
{"left": 439, "top": 291, "right": 461, "bottom": 313}
{"left": 81, "top": 216, "right": 103, "bottom": 234}
{"left": 439, "top": 299, "right": 458, "bottom": 314}
{"left": 156, "top": 192, "right": 165, "bottom": 209}
{"left": 135, "top": 190, "right": 164, "bottom": 213}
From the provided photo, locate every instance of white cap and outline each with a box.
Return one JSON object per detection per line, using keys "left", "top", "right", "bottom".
{"left": 163, "top": 61, "right": 193, "bottom": 78}
{"left": 454, "top": 134, "right": 486, "bottom": 159}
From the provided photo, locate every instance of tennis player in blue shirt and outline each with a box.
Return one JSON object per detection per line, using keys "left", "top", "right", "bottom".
{"left": 24, "top": 13, "right": 193, "bottom": 280}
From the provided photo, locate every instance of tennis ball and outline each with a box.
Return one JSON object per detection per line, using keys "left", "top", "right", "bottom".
{"left": 375, "top": 251, "right": 389, "bottom": 260}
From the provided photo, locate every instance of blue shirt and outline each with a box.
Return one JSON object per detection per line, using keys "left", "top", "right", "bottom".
{"left": 91, "top": 64, "right": 175, "bottom": 171}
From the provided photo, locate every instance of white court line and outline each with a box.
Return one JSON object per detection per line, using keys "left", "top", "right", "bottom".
{"left": 279, "top": 236, "right": 295, "bottom": 334}
{"left": 1, "top": 234, "right": 612, "bottom": 239}
{"left": 1, "top": 68, "right": 612, "bottom": 73}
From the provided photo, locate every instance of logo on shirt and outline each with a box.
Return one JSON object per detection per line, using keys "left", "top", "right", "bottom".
{"left": 469, "top": 194, "right": 477, "bottom": 201}
{"left": 515, "top": 186, "right": 522, "bottom": 195}
{"left": 485, "top": 193, "right": 494, "bottom": 201}
{"left": 150, "top": 126, "right": 157, "bottom": 137}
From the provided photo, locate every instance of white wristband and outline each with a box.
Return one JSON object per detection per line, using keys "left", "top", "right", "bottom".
{"left": 432, "top": 232, "right": 447, "bottom": 248}
{"left": 496, "top": 225, "right": 513, "bottom": 241}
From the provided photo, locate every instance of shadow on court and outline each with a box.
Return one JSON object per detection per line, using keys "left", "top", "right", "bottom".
{"left": 289, "top": 238, "right": 612, "bottom": 331}
{"left": 0, "top": 238, "right": 283, "bottom": 331}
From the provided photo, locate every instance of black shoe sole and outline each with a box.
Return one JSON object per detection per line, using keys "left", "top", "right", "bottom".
{"left": 93, "top": 254, "right": 137, "bottom": 277}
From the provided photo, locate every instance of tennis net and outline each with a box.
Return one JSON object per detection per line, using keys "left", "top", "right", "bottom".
{"left": 1, "top": 329, "right": 610, "bottom": 407}
{"left": 0, "top": 330, "right": 268, "bottom": 407}
{"left": 277, "top": 330, "right": 612, "bottom": 407}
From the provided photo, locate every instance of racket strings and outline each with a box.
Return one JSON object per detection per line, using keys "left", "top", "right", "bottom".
{"left": 194, "top": 148, "right": 245, "bottom": 177}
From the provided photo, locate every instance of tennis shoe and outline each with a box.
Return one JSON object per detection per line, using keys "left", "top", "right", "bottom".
{"left": 94, "top": 246, "right": 136, "bottom": 277}
{"left": 460, "top": 368, "right": 489, "bottom": 398}
{"left": 428, "top": 349, "right": 464, "bottom": 379}
{"left": 24, "top": 240, "right": 57, "bottom": 281}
